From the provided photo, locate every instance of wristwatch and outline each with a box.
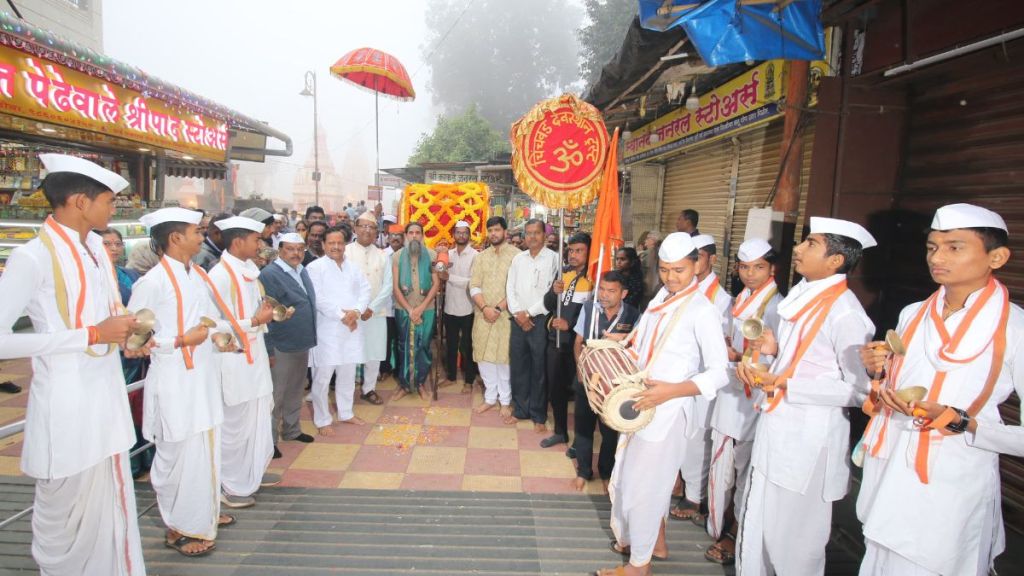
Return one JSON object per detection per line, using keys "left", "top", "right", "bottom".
{"left": 945, "top": 407, "right": 970, "bottom": 434}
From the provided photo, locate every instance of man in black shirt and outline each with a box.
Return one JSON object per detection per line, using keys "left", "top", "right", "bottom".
{"left": 570, "top": 270, "right": 640, "bottom": 492}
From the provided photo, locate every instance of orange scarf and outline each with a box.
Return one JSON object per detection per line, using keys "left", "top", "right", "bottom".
{"left": 159, "top": 258, "right": 196, "bottom": 370}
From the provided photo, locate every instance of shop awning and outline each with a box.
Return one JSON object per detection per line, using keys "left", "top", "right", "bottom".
{"left": 165, "top": 160, "right": 227, "bottom": 180}
{"left": 0, "top": 11, "right": 291, "bottom": 161}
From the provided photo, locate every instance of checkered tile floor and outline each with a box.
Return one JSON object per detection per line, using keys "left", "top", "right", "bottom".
{"left": 0, "top": 358, "right": 609, "bottom": 495}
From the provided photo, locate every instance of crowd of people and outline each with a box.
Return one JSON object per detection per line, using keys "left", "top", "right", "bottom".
{"left": 1, "top": 154, "right": 1022, "bottom": 576}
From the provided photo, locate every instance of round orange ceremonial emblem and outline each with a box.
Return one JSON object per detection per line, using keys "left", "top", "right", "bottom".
{"left": 511, "top": 94, "right": 609, "bottom": 210}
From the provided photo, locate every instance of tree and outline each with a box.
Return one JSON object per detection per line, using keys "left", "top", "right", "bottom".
{"left": 422, "top": 0, "right": 583, "bottom": 130}
{"left": 578, "top": 0, "right": 638, "bottom": 88}
{"left": 407, "top": 105, "right": 510, "bottom": 166}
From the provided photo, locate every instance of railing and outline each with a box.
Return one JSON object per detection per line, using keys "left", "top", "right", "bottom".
{"left": 0, "top": 379, "right": 155, "bottom": 530}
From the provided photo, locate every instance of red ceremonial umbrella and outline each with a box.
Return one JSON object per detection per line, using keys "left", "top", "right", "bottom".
{"left": 331, "top": 47, "right": 416, "bottom": 185}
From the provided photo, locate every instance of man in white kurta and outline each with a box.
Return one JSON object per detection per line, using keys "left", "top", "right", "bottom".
{"left": 670, "top": 234, "right": 732, "bottom": 522}
{"left": 856, "top": 204, "right": 1023, "bottom": 575}
{"left": 347, "top": 211, "right": 392, "bottom": 405}
{"left": 0, "top": 154, "right": 144, "bottom": 575}
{"left": 704, "top": 239, "right": 782, "bottom": 561}
{"left": 440, "top": 220, "right": 479, "bottom": 392}
{"left": 129, "top": 207, "right": 236, "bottom": 555}
{"left": 736, "top": 218, "right": 876, "bottom": 576}
{"left": 308, "top": 226, "right": 371, "bottom": 432}
{"left": 205, "top": 216, "right": 277, "bottom": 504}
{"left": 599, "top": 233, "right": 729, "bottom": 576}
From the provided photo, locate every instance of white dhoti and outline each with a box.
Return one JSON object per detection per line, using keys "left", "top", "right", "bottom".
{"left": 361, "top": 317, "right": 387, "bottom": 394}
{"left": 738, "top": 451, "right": 831, "bottom": 576}
{"left": 32, "top": 453, "right": 145, "bottom": 576}
{"left": 609, "top": 410, "right": 687, "bottom": 567}
{"left": 312, "top": 364, "right": 357, "bottom": 425}
{"left": 680, "top": 424, "right": 711, "bottom": 505}
{"left": 479, "top": 361, "right": 511, "bottom": 406}
{"left": 151, "top": 428, "right": 221, "bottom": 541}
{"left": 220, "top": 394, "right": 274, "bottom": 498}
{"left": 706, "top": 431, "right": 753, "bottom": 539}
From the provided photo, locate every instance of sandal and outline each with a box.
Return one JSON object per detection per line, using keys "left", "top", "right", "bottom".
{"left": 361, "top": 390, "right": 383, "bottom": 405}
{"left": 704, "top": 532, "right": 736, "bottom": 566}
{"left": 165, "top": 535, "right": 215, "bottom": 557}
{"left": 218, "top": 514, "right": 236, "bottom": 528}
{"left": 669, "top": 498, "right": 705, "bottom": 525}
{"left": 610, "top": 540, "right": 667, "bottom": 561}
{"left": 593, "top": 567, "right": 626, "bottom": 576}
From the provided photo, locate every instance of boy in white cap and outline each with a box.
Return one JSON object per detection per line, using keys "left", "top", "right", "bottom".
{"left": 0, "top": 154, "right": 146, "bottom": 575}
{"left": 670, "top": 233, "right": 731, "bottom": 523}
{"left": 308, "top": 225, "right": 371, "bottom": 432}
{"left": 596, "top": 232, "right": 729, "bottom": 576}
{"left": 347, "top": 211, "right": 392, "bottom": 405}
{"left": 129, "top": 207, "right": 239, "bottom": 557}
{"left": 856, "top": 203, "right": 1021, "bottom": 575}
{"left": 704, "top": 238, "right": 782, "bottom": 565}
{"left": 205, "top": 216, "right": 279, "bottom": 508}
{"left": 735, "top": 217, "right": 876, "bottom": 576}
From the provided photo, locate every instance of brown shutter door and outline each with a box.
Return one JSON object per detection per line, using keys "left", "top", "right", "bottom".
{"left": 660, "top": 138, "right": 734, "bottom": 277}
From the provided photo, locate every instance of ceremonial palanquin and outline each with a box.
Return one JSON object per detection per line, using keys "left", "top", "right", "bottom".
{"left": 400, "top": 182, "right": 489, "bottom": 249}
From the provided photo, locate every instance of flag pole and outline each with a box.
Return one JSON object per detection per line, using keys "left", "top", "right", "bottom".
{"left": 556, "top": 207, "right": 564, "bottom": 348}
{"left": 590, "top": 244, "right": 604, "bottom": 341}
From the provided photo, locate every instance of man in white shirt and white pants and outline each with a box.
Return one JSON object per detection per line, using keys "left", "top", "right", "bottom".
{"left": 0, "top": 154, "right": 145, "bottom": 575}
{"left": 308, "top": 225, "right": 371, "bottom": 433}
{"left": 347, "top": 211, "right": 392, "bottom": 405}
{"left": 596, "top": 232, "right": 729, "bottom": 576}
{"left": 736, "top": 217, "right": 876, "bottom": 576}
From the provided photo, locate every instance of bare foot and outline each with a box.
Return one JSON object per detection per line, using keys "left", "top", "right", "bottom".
{"left": 339, "top": 416, "right": 365, "bottom": 426}
{"left": 418, "top": 387, "right": 431, "bottom": 402}
{"left": 475, "top": 402, "right": 496, "bottom": 414}
{"left": 500, "top": 406, "right": 516, "bottom": 425}
{"left": 392, "top": 389, "right": 408, "bottom": 401}
{"left": 533, "top": 423, "right": 548, "bottom": 433}
{"left": 570, "top": 477, "right": 587, "bottom": 492}
{"left": 602, "top": 479, "right": 610, "bottom": 494}
{"left": 318, "top": 426, "right": 335, "bottom": 437}
{"left": 439, "top": 379, "right": 457, "bottom": 388}
{"left": 461, "top": 383, "right": 473, "bottom": 394}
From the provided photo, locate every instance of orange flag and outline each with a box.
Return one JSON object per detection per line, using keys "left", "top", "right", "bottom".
{"left": 588, "top": 128, "right": 621, "bottom": 280}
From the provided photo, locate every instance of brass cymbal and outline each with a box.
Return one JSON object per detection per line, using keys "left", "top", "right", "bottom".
{"left": 894, "top": 386, "right": 927, "bottom": 403}
{"left": 741, "top": 318, "right": 765, "bottom": 340}
{"left": 885, "top": 329, "right": 907, "bottom": 356}
{"left": 132, "top": 308, "right": 156, "bottom": 335}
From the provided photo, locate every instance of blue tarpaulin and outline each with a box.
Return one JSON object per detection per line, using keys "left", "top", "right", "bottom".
{"left": 638, "top": 0, "right": 825, "bottom": 66}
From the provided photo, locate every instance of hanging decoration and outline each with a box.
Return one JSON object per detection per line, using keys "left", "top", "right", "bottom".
{"left": 400, "top": 182, "right": 490, "bottom": 249}
{"left": 510, "top": 93, "right": 609, "bottom": 210}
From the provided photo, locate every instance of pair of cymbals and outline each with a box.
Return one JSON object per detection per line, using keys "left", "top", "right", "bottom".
{"left": 126, "top": 308, "right": 156, "bottom": 350}
{"left": 264, "top": 296, "right": 293, "bottom": 322}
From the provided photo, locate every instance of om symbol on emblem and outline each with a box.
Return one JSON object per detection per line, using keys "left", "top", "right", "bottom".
{"left": 550, "top": 139, "right": 584, "bottom": 173}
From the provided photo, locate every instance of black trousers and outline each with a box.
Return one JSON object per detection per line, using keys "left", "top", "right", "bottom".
{"left": 545, "top": 343, "right": 576, "bottom": 437}
{"left": 443, "top": 313, "right": 477, "bottom": 383}
{"left": 383, "top": 316, "right": 397, "bottom": 374}
{"left": 572, "top": 377, "right": 619, "bottom": 480}
{"left": 509, "top": 317, "right": 548, "bottom": 424}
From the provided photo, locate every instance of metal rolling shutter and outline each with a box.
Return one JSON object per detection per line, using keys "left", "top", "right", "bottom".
{"left": 724, "top": 120, "right": 815, "bottom": 290}
{"left": 896, "top": 63, "right": 1024, "bottom": 533}
{"left": 628, "top": 163, "right": 665, "bottom": 245}
{"left": 660, "top": 138, "right": 734, "bottom": 277}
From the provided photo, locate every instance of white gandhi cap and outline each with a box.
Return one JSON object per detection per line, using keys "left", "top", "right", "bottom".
{"left": 215, "top": 216, "right": 265, "bottom": 233}
{"left": 139, "top": 207, "right": 203, "bottom": 230}
{"left": 932, "top": 203, "right": 1007, "bottom": 233}
{"left": 658, "top": 232, "right": 697, "bottom": 262}
{"left": 40, "top": 153, "right": 129, "bottom": 193}
{"left": 809, "top": 216, "right": 877, "bottom": 249}
{"left": 738, "top": 238, "right": 772, "bottom": 262}
{"left": 454, "top": 220, "right": 471, "bottom": 229}
{"left": 278, "top": 232, "right": 305, "bottom": 245}
{"left": 692, "top": 234, "right": 715, "bottom": 250}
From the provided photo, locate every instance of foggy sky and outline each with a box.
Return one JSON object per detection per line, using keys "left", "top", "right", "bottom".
{"left": 101, "top": 0, "right": 440, "bottom": 205}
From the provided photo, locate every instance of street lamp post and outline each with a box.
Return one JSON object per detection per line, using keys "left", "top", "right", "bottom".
{"left": 300, "top": 71, "right": 321, "bottom": 207}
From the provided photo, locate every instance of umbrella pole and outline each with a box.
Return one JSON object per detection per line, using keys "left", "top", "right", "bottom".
{"left": 556, "top": 207, "right": 564, "bottom": 348}
{"left": 375, "top": 89, "right": 380, "bottom": 187}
